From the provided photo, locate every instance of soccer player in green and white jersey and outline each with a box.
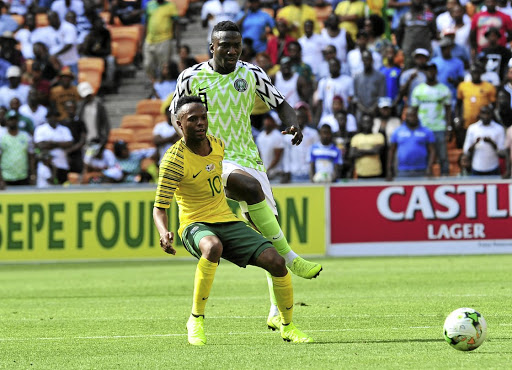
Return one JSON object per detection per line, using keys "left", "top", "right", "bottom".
{"left": 410, "top": 62, "right": 452, "bottom": 175}
{"left": 170, "top": 21, "right": 322, "bottom": 331}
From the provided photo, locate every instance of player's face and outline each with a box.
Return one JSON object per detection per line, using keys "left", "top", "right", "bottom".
{"left": 178, "top": 103, "right": 209, "bottom": 143}
{"left": 211, "top": 31, "right": 242, "bottom": 72}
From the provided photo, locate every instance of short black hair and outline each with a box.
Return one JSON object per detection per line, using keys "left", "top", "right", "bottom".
{"left": 288, "top": 41, "right": 301, "bottom": 51}
{"left": 211, "top": 21, "right": 241, "bottom": 41}
{"left": 175, "top": 96, "right": 204, "bottom": 118}
{"left": 319, "top": 124, "right": 332, "bottom": 132}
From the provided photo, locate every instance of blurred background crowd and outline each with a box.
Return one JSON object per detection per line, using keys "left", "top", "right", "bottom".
{"left": 1, "top": 0, "right": 512, "bottom": 188}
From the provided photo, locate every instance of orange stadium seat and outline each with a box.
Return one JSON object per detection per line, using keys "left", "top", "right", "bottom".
{"left": 136, "top": 99, "right": 162, "bottom": 116}
{"left": 36, "top": 13, "right": 49, "bottom": 28}
{"left": 134, "top": 128, "right": 155, "bottom": 144}
{"left": 153, "top": 114, "right": 167, "bottom": 125}
{"left": 110, "top": 26, "right": 140, "bottom": 65}
{"left": 99, "top": 11, "right": 121, "bottom": 26}
{"left": 120, "top": 114, "right": 154, "bottom": 130}
{"left": 128, "top": 142, "right": 155, "bottom": 151}
{"left": 108, "top": 128, "right": 135, "bottom": 143}
{"left": 78, "top": 57, "right": 105, "bottom": 94}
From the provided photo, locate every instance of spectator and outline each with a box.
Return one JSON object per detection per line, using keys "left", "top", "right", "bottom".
{"left": 470, "top": 0, "right": 512, "bottom": 53}
{"left": 287, "top": 41, "right": 314, "bottom": 85}
{"left": 373, "top": 97, "right": 402, "bottom": 141}
{"left": 436, "top": 0, "right": 471, "bottom": 32}
{"left": 320, "top": 14, "right": 352, "bottom": 66}
{"left": 388, "top": 0, "right": 410, "bottom": 31}
{"left": 0, "top": 2, "right": 19, "bottom": 34}
{"left": 202, "top": 0, "right": 241, "bottom": 46}
{"left": 76, "top": 81, "right": 110, "bottom": 144}
{"left": 79, "top": 17, "right": 117, "bottom": 92}
{"left": 35, "top": 151, "right": 56, "bottom": 188}
{"left": 463, "top": 104, "right": 507, "bottom": 176}
{"left": 503, "top": 65, "right": 512, "bottom": 106}
{"left": 0, "top": 56, "right": 11, "bottom": 88}
{"left": 481, "top": 26, "right": 512, "bottom": 80}
{"left": 411, "top": 62, "right": 452, "bottom": 175}
{"left": 0, "top": 66, "right": 30, "bottom": 108}
{"left": 395, "top": 0, "right": 436, "bottom": 69}
{"left": 273, "top": 57, "right": 309, "bottom": 109}
{"left": 435, "top": 26, "right": 471, "bottom": 69}
{"left": 398, "top": 48, "right": 428, "bottom": 103}
{"left": 319, "top": 95, "right": 358, "bottom": 137}
{"left": 387, "top": 107, "right": 435, "bottom": 180}
{"left": 14, "top": 12, "right": 37, "bottom": 60}
{"left": 28, "top": 61, "right": 52, "bottom": 107}
{"left": 335, "top": 0, "right": 367, "bottom": 40}
{"left": 250, "top": 52, "right": 275, "bottom": 129}
{"left": 494, "top": 89, "right": 512, "bottom": 125}
{"left": 309, "top": 124, "right": 343, "bottom": 183}
{"left": 281, "top": 101, "right": 319, "bottom": 183}
{"left": 455, "top": 64, "right": 496, "bottom": 147}
{"left": 32, "top": 11, "right": 80, "bottom": 77}
{"left": 0, "top": 110, "right": 35, "bottom": 188}
{"left": 61, "top": 99, "right": 87, "bottom": 173}
{"left": 380, "top": 45, "right": 401, "bottom": 101}
{"left": 457, "top": 152, "right": 472, "bottom": 177}
{"left": 298, "top": 20, "right": 325, "bottom": 79}
{"left": 350, "top": 113, "right": 385, "bottom": 179}
{"left": 32, "top": 42, "right": 60, "bottom": 82}
{"left": 8, "top": 98, "right": 34, "bottom": 135}
{"left": 505, "top": 112, "right": 512, "bottom": 177}
{"left": 153, "top": 112, "right": 179, "bottom": 163}
{"left": 255, "top": 112, "right": 284, "bottom": 182}
{"left": 353, "top": 51, "right": 386, "bottom": 120}
{"left": 346, "top": 30, "right": 383, "bottom": 78}
{"left": 51, "top": 0, "right": 84, "bottom": 21}
{"left": 276, "top": 0, "right": 318, "bottom": 39}
{"left": 83, "top": 138, "right": 123, "bottom": 183}
{"left": 177, "top": 44, "right": 198, "bottom": 73}
{"left": 361, "top": 14, "right": 391, "bottom": 54}
{"left": 432, "top": 37, "right": 465, "bottom": 104}
{"left": 49, "top": 68, "right": 80, "bottom": 120}
{"left": 236, "top": 0, "right": 275, "bottom": 54}
{"left": 34, "top": 109, "right": 74, "bottom": 184}
{"left": 152, "top": 61, "right": 179, "bottom": 99}
{"left": 0, "top": 31, "right": 23, "bottom": 66}
{"left": 7, "top": 0, "right": 34, "bottom": 15}
{"left": 314, "top": 59, "right": 354, "bottom": 123}
{"left": 316, "top": 44, "right": 341, "bottom": 81}
{"left": 144, "top": 0, "right": 179, "bottom": 81}
{"left": 20, "top": 89, "right": 48, "bottom": 129}
{"left": 113, "top": 140, "right": 157, "bottom": 183}
{"left": 266, "top": 18, "right": 295, "bottom": 65}
{"left": 110, "top": 0, "right": 144, "bottom": 26}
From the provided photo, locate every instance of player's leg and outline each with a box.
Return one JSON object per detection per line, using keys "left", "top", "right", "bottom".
{"left": 223, "top": 165, "right": 322, "bottom": 279}
{"left": 252, "top": 248, "right": 313, "bottom": 343}
{"left": 182, "top": 224, "right": 222, "bottom": 346}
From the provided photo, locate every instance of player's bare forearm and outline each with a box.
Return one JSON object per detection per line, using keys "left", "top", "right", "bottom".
{"left": 153, "top": 207, "right": 176, "bottom": 255}
{"left": 277, "top": 101, "right": 303, "bottom": 145}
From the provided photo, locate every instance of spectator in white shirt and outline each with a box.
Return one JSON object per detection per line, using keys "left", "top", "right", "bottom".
{"left": 34, "top": 109, "right": 74, "bottom": 184}
{"left": 14, "top": 12, "right": 37, "bottom": 60}
{"left": 83, "top": 138, "right": 123, "bottom": 183}
{"left": 346, "top": 30, "right": 382, "bottom": 78}
{"left": 201, "top": 0, "right": 241, "bottom": 45}
{"left": 463, "top": 104, "right": 508, "bottom": 176}
{"left": 282, "top": 101, "right": 320, "bottom": 183}
{"left": 0, "top": 66, "right": 30, "bottom": 107}
{"left": 153, "top": 113, "right": 179, "bottom": 163}
{"left": 8, "top": 0, "right": 33, "bottom": 15}
{"left": 256, "top": 112, "right": 284, "bottom": 182}
{"left": 298, "top": 20, "right": 325, "bottom": 79}
{"left": 19, "top": 89, "right": 48, "bottom": 128}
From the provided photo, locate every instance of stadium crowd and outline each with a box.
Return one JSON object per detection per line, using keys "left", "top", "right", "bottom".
{"left": 1, "top": 0, "right": 512, "bottom": 188}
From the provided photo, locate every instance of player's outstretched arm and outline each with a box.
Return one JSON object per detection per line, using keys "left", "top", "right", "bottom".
{"left": 277, "top": 100, "right": 303, "bottom": 146}
{"left": 153, "top": 207, "right": 176, "bottom": 255}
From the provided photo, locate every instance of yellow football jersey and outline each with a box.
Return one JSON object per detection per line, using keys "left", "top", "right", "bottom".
{"left": 154, "top": 134, "right": 239, "bottom": 236}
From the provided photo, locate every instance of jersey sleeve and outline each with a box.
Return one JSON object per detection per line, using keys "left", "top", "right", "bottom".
{"left": 169, "top": 67, "right": 196, "bottom": 116}
{"left": 250, "top": 64, "right": 285, "bottom": 109}
{"left": 154, "top": 142, "right": 185, "bottom": 208}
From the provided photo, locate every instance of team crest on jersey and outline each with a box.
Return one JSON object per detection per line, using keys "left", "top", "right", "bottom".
{"left": 233, "top": 78, "right": 248, "bottom": 92}
{"left": 206, "top": 163, "right": 215, "bottom": 172}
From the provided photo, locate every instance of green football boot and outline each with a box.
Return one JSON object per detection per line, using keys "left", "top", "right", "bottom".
{"left": 289, "top": 257, "right": 322, "bottom": 279}
{"left": 281, "top": 322, "right": 314, "bottom": 343}
{"left": 186, "top": 315, "right": 206, "bottom": 346}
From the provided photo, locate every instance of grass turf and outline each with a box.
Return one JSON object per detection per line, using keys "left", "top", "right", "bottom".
{"left": 0, "top": 255, "right": 511, "bottom": 369}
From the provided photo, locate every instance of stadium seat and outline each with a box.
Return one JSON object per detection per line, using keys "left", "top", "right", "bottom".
{"left": 120, "top": 114, "right": 154, "bottom": 130}
{"left": 128, "top": 142, "right": 155, "bottom": 151}
{"left": 108, "top": 128, "right": 135, "bottom": 143}
{"left": 110, "top": 26, "right": 140, "bottom": 65}
{"left": 136, "top": 99, "right": 162, "bottom": 116}
{"left": 99, "top": 11, "right": 121, "bottom": 26}
{"left": 36, "top": 13, "right": 49, "bottom": 28}
{"left": 10, "top": 14, "right": 24, "bottom": 25}
{"left": 153, "top": 114, "right": 167, "bottom": 125}
{"left": 134, "top": 128, "right": 155, "bottom": 144}
{"left": 78, "top": 57, "right": 105, "bottom": 94}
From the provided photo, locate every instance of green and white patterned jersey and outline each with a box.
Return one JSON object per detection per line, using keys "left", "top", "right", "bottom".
{"left": 170, "top": 61, "right": 285, "bottom": 172}
{"left": 410, "top": 82, "right": 452, "bottom": 132}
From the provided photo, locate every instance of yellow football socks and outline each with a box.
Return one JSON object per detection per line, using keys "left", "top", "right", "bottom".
{"left": 271, "top": 272, "right": 293, "bottom": 325}
{"left": 191, "top": 257, "right": 218, "bottom": 317}
{"left": 247, "top": 200, "right": 292, "bottom": 255}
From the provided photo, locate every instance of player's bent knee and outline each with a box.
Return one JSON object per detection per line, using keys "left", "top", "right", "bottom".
{"left": 256, "top": 248, "right": 287, "bottom": 277}
{"left": 199, "top": 236, "right": 223, "bottom": 263}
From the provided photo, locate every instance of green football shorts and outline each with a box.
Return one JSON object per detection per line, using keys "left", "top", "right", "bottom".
{"left": 181, "top": 221, "right": 272, "bottom": 267}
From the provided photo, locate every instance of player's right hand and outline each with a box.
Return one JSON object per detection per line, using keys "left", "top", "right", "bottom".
{"left": 160, "top": 232, "right": 176, "bottom": 255}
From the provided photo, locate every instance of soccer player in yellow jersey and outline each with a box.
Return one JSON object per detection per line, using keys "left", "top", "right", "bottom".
{"left": 153, "top": 96, "right": 313, "bottom": 345}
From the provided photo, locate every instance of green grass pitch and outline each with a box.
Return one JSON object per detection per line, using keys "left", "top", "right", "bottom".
{"left": 1, "top": 255, "right": 511, "bottom": 369}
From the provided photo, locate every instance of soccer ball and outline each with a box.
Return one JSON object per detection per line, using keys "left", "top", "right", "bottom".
{"left": 443, "top": 308, "right": 487, "bottom": 351}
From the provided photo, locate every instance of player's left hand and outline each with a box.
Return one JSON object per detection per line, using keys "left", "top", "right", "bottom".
{"left": 159, "top": 231, "right": 176, "bottom": 255}
{"left": 281, "top": 125, "right": 303, "bottom": 146}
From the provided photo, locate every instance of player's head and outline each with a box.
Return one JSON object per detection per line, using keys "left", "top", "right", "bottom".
{"left": 175, "top": 96, "right": 208, "bottom": 143}
{"left": 210, "top": 21, "right": 242, "bottom": 73}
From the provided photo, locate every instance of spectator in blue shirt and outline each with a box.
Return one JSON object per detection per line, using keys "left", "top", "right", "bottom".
{"left": 387, "top": 106, "right": 436, "bottom": 180}
{"left": 0, "top": 2, "right": 20, "bottom": 34}
{"left": 380, "top": 45, "right": 401, "bottom": 101}
{"left": 432, "top": 37, "right": 465, "bottom": 104}
{"left": 236, "top": 0, "right": 275, "bottom": 54}
{"left": 0, "top": 57, "right": 12, "bottom": 88}
{"left": 309, "top": 124, "right": 343, "bottom": 183}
